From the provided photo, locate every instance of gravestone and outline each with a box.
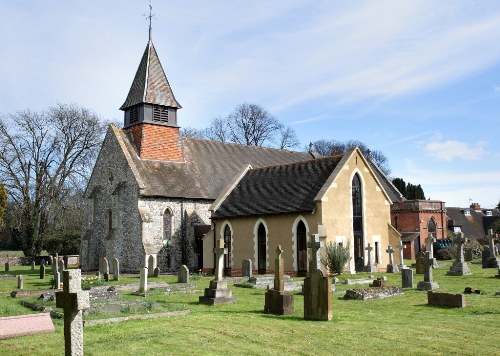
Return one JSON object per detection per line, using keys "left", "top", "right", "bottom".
{"left": 401, "top": 268, "right": 413, "bottom": 288}
{"left": 364, "top": 243, "right": 377, "bottom": 272}
{"left": 148, "top": 255, "right": 155, "bottom": 277}
{"left": 485, "top": 229, "right": 500, "bottom": 268}
{"left": 264, "top": 245, "right": 294, "bottom": 315}
{"left": 178, "top": 265, "right": 190, "bottom": 283}
{"left": 99, "top": 257, "right": 109, "bottom": 278}
{"left": 199, "top": 238, "right": 235, "bottom": 305}
{"left": 0, "top": 313, "right": 55, "bottom": 339}
{"left": 242, "top": 259, "right": 253, "bottom": 278}
{"left": 482, "top": 248, "right": 490, "bottom": 268}
{"left": 427, "top": 291, "right": 465, "bottom": 308}
{"left": 396, "top": 240, "right": 407, "bottom": 270}
{"left": 59, "top": 260, "right": 65, "bottom": 274}
{"left": 31, "top": 261, "right": 35, "bottom": 271}
{"left": 55, "top": 269, "right": 90, "bottom": 356}
{"left": 139, "top": 267, "right": 148, "bottom": 293}
{"left": 4, "top": 261, "right": 10, "bottom": 272}
{"left": 464, "top": 249, "right": 473, "bottom": 262}
{"left": 54, "top": 271, "right": 61, "bottom": 290}
{"left": 112, "top": 258, "right": 120, "bottom": 281}
{"left": 40, "top": 264, "right": 46, "bottom": 279}
{"left": 153, "top": 267, "right": 160, "bottom": 278}
{"left": 426, "top": 234, "right": 439, "bottom": 268}
{"left": 417, "top": 252, "right": 439, "bottom": 291}
{"left": 48, "top": 255, "right": 53, "bottom": 266}
{"left": 63, "top": 255, "right": 69, "bottom": 270}
{"left": 17, "top": 275, "right": 23, "bottom": 290}
{"left": 415, "top": 251, "right": 425, "bottom": 274}
{"left": 447, "top": 233, "right": 471, "bottom": 276}
{"left": 303, "top": 234, "right": 331, "bottom": 321}
{"left": 386, "top": 245, "right": 399, "bottom": 273}
{"left": 103, "top": 273, "right": 109, "bottom": 282}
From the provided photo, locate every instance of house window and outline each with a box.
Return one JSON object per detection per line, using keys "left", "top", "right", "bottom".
{"left": 486, "top": 211, "right": 492, "bottom": 216}
{"left": 153, "top": 106, "right": 169, "bottom": 123}
{"left": 375, "top": 241, "right": 379, "bottom": 264}
{"left": 464, "top": 209, "right": 471, "bottom": 216}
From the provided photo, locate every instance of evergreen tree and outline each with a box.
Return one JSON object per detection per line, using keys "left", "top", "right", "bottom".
{"left": 392, "top": 178, "right": 426, "bottom": 200}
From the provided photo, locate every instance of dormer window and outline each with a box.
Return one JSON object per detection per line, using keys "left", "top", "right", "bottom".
{"left": 486, "top": 211, "right": 492, "bottom": 216}
{"left": 464, "top": 209, "right": 471, "bottom": 216}
{"left": 153, "top": 105, "right": 169, "bottom": 123}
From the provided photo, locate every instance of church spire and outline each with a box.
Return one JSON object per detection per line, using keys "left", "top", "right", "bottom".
{"left": 147, "top": 0, "right": 153, "bottom": 42}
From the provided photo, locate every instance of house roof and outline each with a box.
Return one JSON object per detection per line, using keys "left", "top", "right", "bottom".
{"left": 120, "top": 41, "right": 181, "bottom": 110}
{"left": 212, "top": 155, "right": 344, "bottom": 219}
{"left": 446, "top": 207, "right": 489, "bottom": 238}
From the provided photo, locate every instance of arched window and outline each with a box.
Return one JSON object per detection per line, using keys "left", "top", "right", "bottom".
{"left": 257, "top": 223, "right": 267, "bottom": 274}
{"left": 223, "top": 225, "right": 232, "bottom": 275}
{"left": 296, "top": 221, "right": 307, "bottom": 276}
{"left": 428, "top": 218, "right": 436, "bottom": 234}
{"left": 107, "top": 209, "right": 113, "bottom": 233}
{"left": 163, "top": 208, "right": 173, "bottom": 245}
{"left": 352, "top": 173, "right": 364, "bottom": 271}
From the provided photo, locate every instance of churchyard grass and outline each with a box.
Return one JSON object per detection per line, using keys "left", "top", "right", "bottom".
{"left": 1, "top": 261, "right": 499, "bottom": 355}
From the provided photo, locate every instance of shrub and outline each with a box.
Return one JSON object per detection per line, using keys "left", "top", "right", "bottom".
{"left": 464, "top": 238, "right": 484, "bottom": 259}
{"left": 320, "top": 241, "right": 350, "bottom": 275}
{"left": 436, "top": 248, "right": 453, "bottom": 260}
{"left": 43, "top": 230, "right": 80, "bottom": 256}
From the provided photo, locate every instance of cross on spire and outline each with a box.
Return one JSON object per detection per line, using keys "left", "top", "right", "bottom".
{"left": 145, "top": 0, "right": 155, "bottom": 42}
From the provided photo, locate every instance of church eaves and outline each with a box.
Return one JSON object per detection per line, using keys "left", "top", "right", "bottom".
{"left": 120, "top": 40, "right": 182, "bottom": 110}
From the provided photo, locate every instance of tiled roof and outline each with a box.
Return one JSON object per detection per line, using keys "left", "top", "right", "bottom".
{"left": 120, "top": 41, "right": 181, "bottom": 110}
{"left": 212, "top": 155, "right": 344, "bottom": 218}
{"left": 446, "top": 207, "right": 488, "bottom": 238}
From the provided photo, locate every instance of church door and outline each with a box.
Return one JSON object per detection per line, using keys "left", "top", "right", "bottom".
{"left": 223, "top": 225, "right": 232, "bottom": 276}
{"left": 257, "top": 223, "right": 267, "bottom": 274}
{"left": 296, "top": 221, "right": 307, "bottom": 276}
{"left": 194, "top": 225, "right": 211, "bottom": 271}
{"left": 352, "top": 174, "right": 364, "bottom": 272}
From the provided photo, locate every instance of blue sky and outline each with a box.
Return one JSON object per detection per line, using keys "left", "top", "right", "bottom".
{"left": 1, "top": 0, "right": 499, "bottom": 208}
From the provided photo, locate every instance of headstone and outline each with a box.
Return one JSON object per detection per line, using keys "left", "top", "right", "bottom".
{"left": 426, "top": 233, "right": 439, "bottom": 268}
{"left": 447, "top": 233, "right": 471, "bottom": 276}
{"left": 40, "top": 264, "right": 46, "bottom": 279}
{"left": 139, "top": 267, "right": 148, "bottom": 293}
{"left": 401, "top": 268, "right": 413, "bottom": 288}
{"left": 396, "top": 240, "right": 407, "bottom": 270}
{"left": 103, "top": 273, "right": 109, "bottom": 282}
{"left": 17, "top": 275, "right": 23, "bottom": 290}
{"left": 417, "top": 252, "right": 439, "bottom": 291}
{"left": 304, "top": 235, "right": 331, "bottom": 321}
{"left": 427, "top": 291, "right": 465, "bottom": 308}
{"left": 98, "top": 257, "right": 109, "bottom": 277}
{"left": 153, "top": 267, "right": 160, "bottom": 278}
{"left": 369, "top": 278, "right": 386, "bottom": 287}
{"left": 54, "top": 271, "right": 61, "bottom": 290}
{"left": 112, "top": 258, "right": 120, "bottom": 281}
{"left": 482, "top": 248, "right": 490, "bottom": 268}
{"left": 464, "top": 249, "right": 473, "bottom": 262}
{"left": 31, "top": 261, "right": 36, "bottom": 271}
{"left": 199, "top": 238, "right": 235, "bottom": 305}
{"left": 59, "top": 259, "right": 65, "bottom": 273}
{"left": 178, "top": 265, "right": 190, "bottom": 283}
{"left": 242, "top": 259, "right": 253, "bottom": 278}
{"left": 264, "top": 245, "right": 294, "bottom": 315}
{"left": 4, "top": 262, "right": 10, "bottom": 272}
{"left": 48, "top": 255, "right": 54, "bottom": 266}
{"left": 55, "top": 269, "right": 90, "bottom": 356}
{"left": 364, "top": 243, "right": 377, "bottom": 272}
{"left": 63, "top": 255, "right": 69, "bottom": 270}
{"left": 148, "top": 255, "right": 155, "bottom": 277}
{"left": 485, "top": 229, "right": 500, "bottom": 268}
{"left": 386, "top": 245, "right": 399, "bottom": 273}
{"left": 415, "top": 251, "right": 425, "bottom": 274}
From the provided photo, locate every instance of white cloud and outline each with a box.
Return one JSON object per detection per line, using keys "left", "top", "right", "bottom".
{"left": 494, "top": 85, "right": 500, "bottom": 94}
{"left": 421, "top": 135, "right": 488, "bottom": 161}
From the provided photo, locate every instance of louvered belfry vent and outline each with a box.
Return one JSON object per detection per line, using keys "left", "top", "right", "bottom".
{"left": 153, "top": 105, "right": 169, "bottom": 123}
{"left": 129, "top": 107, "right": 139, "bottom": 124}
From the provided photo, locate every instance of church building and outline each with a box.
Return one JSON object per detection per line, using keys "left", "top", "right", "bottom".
{"left": 81, "top": 33, "right": 403, "bottom": 274}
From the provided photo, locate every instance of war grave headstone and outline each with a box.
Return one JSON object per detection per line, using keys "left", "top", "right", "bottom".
{"left": 48, "top": 255, "right": 54, "bottom": 266}
{"left": 112, "top": 258, "right": 120, "bottom": 281}
{"left": 364, "top": 243, "right": 377, "bottom": 272}
{"left": 401, "top": 268, "right": 414, "bottom": 288}
{"left": 304, "top": 234, "right": 331, "bottom": 321}
{"left": 484, "top": 229, "right": 500, "bottom": 268}
{"left": 426, "top": 233, "right": 439, "bottom": 268}
{"left": 447, "top": 233, "right": 471, "bottom": 276}
{"left": 178, "top": 265, "right": 190, "bottom": 283}
{"left": 55, "top": 269, "right": 90, "bottom": 356}
{"left": 264, "top": 245, "right": 294, "bottom": 315}
{"left": 396, "top": 240, "right": 407, "bottom": 270}
{"left": 242, "top": 259, "right": 253, "bottom": 278}
{"left": 386, "top": 245, "right": 399, "bottom": 273}
{"left": 59, "top": 259, "right": 65, "bottom": 274}
{"left": 52, "top": 255, "right": 61, "bottom": 290}
{"left": 99, "top": 257, "right": 109, "bottom": 279}
{"left": 199, "top": 238, "right": 235, "bottom": 305}
{"left": 415, "top": 251, "right": 425, "bottom": 274}
{"left": 417, "top": 251, "right": 439, "bottom": 291}
{"left": 40, "top": 264, "right": 46, "bottom": 279}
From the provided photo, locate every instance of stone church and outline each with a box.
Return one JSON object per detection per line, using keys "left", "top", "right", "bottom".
{"left": 81, "top": 36, "right": 403, "bottom": 274}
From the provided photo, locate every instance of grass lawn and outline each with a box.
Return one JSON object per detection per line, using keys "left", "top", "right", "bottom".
{"left": 0, "top": 261, "right": 499, "bottom": 355}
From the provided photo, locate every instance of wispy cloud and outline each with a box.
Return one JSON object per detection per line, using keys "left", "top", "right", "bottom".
{"left": 421, "top": 135, "right": 488, "bottom": 161}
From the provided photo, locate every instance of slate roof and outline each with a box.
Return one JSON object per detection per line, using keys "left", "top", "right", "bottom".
{"left": 446, "top": 207, "right": 493, "bottom": 238}
{"left": 212, "top": 155, "right": 344, "bottom": 219}
{"left": 120, "top": 41, "right": 181, "bottom": 110}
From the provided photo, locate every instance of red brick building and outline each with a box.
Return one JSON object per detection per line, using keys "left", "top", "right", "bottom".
{"left": 391, "top": 200, "right": 447, "bottom": 260}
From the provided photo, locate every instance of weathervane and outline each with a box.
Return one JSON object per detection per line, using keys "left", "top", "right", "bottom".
{"left": 144, "top": 0, "right": 155, "bottom": 41}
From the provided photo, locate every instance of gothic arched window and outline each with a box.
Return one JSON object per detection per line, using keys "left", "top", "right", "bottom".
{"left": 223, "top": 225, "right": 232, "bottom": 274}
{"left": 163, "top": 208, "right": 173, "bottom": 245}
{"left": 352, "top": 173, "right": 364, "bottom": 271}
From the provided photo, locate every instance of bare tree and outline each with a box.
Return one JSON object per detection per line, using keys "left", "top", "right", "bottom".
{"left": 0, "top": 104, "right": 106, "bottom": 256}
{"left": 0, "top": 183, "right": 6, "bottom": 227}
{"left": 275, "top": 124, "right": 300, "bottom": 150}
{"left": 206, "top": 117, "right": 229, "bottom": 142}
{"left": 180, "top": 127, "right": 207, "bottom": 139}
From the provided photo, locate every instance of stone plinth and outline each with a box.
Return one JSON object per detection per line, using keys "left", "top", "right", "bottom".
{"left": 199, "top": 280, "right": 235, "bottom": 305}
{"left": 417, "top": 280, "right": 439, "bottom": 291}
{"left": 264, "top": 289, "right": 294, "bottom": 315}
{"left": 447, "top": 261, "right": 471, "bottom": 276}
{"left": 428, "top": 291, "right": 465, "bottom": 308}
{"left": 304, "top": 270, "right": 331, "bottom": 321}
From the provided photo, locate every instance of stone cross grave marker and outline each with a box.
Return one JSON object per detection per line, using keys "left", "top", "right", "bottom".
{"left": 484, "top": 229, "right": 500, "bottom": 268}
{"left": 364, "top": 243, "right": 377, "bottom": 272}
{"left": 274, "top": 245, "right": 284, "bottom": 292}
{"left": 307, "top": 234, "right": 321, "bottom": 272}
{"left": 56, "top": 269, "right": 90, "bottom": 356}
{"left": 139, "top": 267, "right": 148, "bottom": 293}
{"left": 396, "top": 240, "right": 407, "bottom": 269}
{"left": 426, "top": 233, "right": 436, "bottom": 259}
{"left": 242, "top": 259, "right": 252, "bottom": 278}
{"left": 264, "top": 245, "right": 294, "bottom": 315}
{"left": 112, "top": 258, "right": 120, "bottom": 281}
{"left": 386, "top": 245, "right": 399, "bottom": 273}
{"left": 447, "top": 233, "right": 471, "bottom": 276}
{"left": 40, "top": 264, "right": 46, "bottom": 279}
{"left": 214, "top": 237, "right": 228, "bottom": 281}
{"left": 417, "top": 251, "right": 439, "bottom": 290}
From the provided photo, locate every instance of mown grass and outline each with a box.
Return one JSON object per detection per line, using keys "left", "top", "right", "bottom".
{"left": 0, "top": 261, "right": 499, "bottom": 355}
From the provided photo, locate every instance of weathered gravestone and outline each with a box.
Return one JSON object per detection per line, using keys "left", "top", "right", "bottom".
{"left": 447, "top": 233, "right": 471, "bottom": 276}
{"left": 59, "top": 259, "right": 65, "bottom": 274}
{"left": 401, "top": 268, "right": 413, "bottom": 288}
{"left": 52, "top": 256, "right": 61, "bottom": 289}
{"left": 484, "top": 229, "right": 500, "bottom": 268}
{"left": 17, "top": 275, "right": 23, "bottom": 290}
{"left": 464, "top": 249, "right": 473, "bottom": 262}
{"left": 48, "top": 255, "right": 54, "bottom": 266}
{"left": 31, "top": 261, "right": 36, "bottom": 271}
{"left": 4, "top": 261, "right": 9, "bottom": 272}
{"left": 63, "top": 255, "right": 69, "bottom": 270}
{"left": 415, "top": 251, "right": 425, "bottom": 274}
{"left": 417, "top": 252, "right": 439, "bottom": 291}
{"left": 40, "top": 264, "right": 46, "bottom": 279}
{"left": 98, "top": 257, "right": 109, "bottom": 279}
{"left": 428, "top": 291, "right": 465, "bottom": 308}
{"left": 386, "top": 245, "right": 399, "bottom": 273}
{"left": 264, "top": 245, "right": 294, "bottom": 315}
{"left": 364, "top": 243, "right": 377, "bottom": 272}
{"left": 54, "top": 271, "right": 61, "bottom": 290}
{"left": 112, "top": 258, "right": 120, "bottom": 281}
{"left": 199, "top": 238, "right": 235, "bottom": 305}
{"left": 139, "top": 267, "right": 148, "bottom": 294}
{"left": 425, "top": 233, "right": 439, "bottom": 268}
{"left": 304, "top": 234, "right": 331, "bottom": 321}
{"left": 178, "top": 265, "right": 190, "bottom": 283}
{"left": 396, "top": 240, "right": 407, "bottom": 270}
{"left": 148, "top": 255, "right": 156, "bottom": 277}
{"left": 153, "top": 267, "right": 160, "bottom": 278}
{"left": 242, "top": 259, "right": 253, "bottom": 278}
{"left": 55, "top": 269, "right": 90, "bottom": 356}
{"left": 482, "top": 248, "right": 490, "bottom": 268}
